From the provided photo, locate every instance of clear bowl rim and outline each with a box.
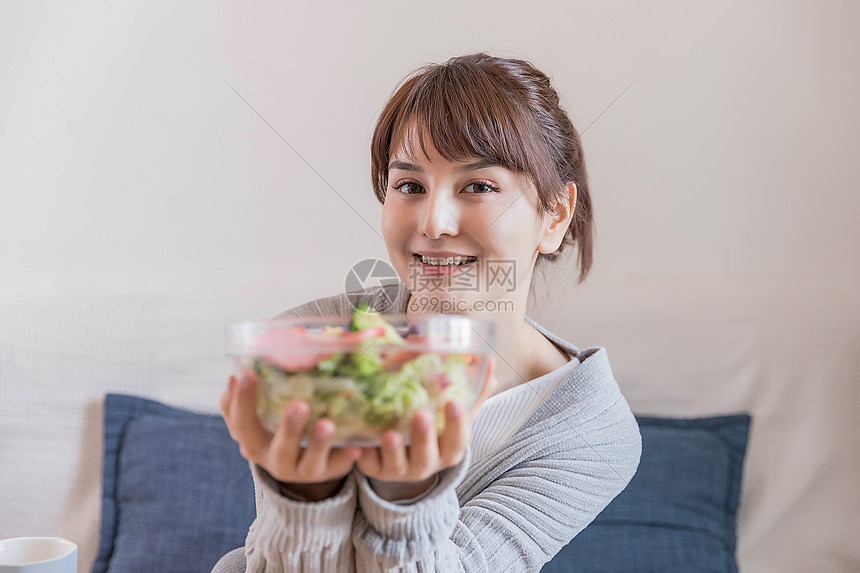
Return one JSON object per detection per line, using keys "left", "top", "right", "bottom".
{"left": 227, "top": 312, "right": 496, "bottom": 355}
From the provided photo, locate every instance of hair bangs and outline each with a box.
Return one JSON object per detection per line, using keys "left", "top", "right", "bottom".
{"left": 388, "top": 64, "right": 540, "bottom": 179}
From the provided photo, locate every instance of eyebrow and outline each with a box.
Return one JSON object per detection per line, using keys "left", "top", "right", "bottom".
{"left": 387, "top": 159, "right": 500, "bottom": 173}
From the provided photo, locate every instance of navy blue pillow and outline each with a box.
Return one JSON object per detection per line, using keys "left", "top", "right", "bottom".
{"left": 541, "top": 414, "right": 750, "bottom": 573}
{"left": 92, "top": 394, "right": 256, "bottom": 573}
{"left": 94, "top": 395, "right": 749, "bottom": 573}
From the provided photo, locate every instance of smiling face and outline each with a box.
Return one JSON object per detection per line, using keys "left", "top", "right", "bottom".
{"left": 381, "top": 129, "right": 572, "bottom": 314}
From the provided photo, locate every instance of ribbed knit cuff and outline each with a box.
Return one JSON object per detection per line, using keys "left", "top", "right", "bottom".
{"left": 245, "top": 464, "right": 357, "bottom": 571}
{"left": 354, "top": 448, "right": 471, "bottom": 541}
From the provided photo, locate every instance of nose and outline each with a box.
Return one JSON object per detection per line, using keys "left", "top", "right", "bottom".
{"left": 419, "top": 190, "right": 459, "bottom": 239}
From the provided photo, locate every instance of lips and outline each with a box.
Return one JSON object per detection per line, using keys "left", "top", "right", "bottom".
{"left": 413, "top": 251, "right": 477, "bottom": 258}
{"left": 411, "top": 255, "right": 478, "bottom": 276}
{"left": 414, "top": 254, "right": 477, "bottom": 264}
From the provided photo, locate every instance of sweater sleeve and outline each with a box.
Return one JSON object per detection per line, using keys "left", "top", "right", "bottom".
{"left": 243, "top": 464, "right": 357, "bottom": 572}
{"left": 350, "top": 376, "right": 642, "bottom": 573}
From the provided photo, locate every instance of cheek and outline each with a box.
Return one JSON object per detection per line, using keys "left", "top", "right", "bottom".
{"left": 381, "top": 202, "right": 406, "bottom": 247}
{"left": 476, "top": 208, "right": 534, "bottom": 248}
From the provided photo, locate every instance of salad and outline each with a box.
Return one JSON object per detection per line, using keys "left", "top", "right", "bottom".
{"left": 239, "top": 304, "right": 485, "bottom": 444}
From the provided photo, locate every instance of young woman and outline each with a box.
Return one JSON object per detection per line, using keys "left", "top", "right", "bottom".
{"left": 215, "top": 53, "right": 641, "bottom": 572}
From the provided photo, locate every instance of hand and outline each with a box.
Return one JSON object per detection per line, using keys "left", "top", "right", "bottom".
{"left": 356, "top": 356, "right": 497, "bottom": 499}
{"left": 220, "top": 372, "right": 361, "bottom": 500}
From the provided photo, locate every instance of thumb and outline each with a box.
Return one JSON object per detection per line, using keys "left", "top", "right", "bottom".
{"left": 230, "top": 372, "right": 272, "bottom": 458}
{"left": 484, "top": 354, "right": 497, "bottom": 397}
{"left": 469, "top": 354, "right": 497, "bottom": 418}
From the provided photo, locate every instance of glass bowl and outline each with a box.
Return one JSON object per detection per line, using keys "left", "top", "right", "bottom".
{"left": 227, "top": 310, "right": 496, "bottom": 446}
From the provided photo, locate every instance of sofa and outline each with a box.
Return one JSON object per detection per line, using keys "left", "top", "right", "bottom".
{"left": 1, "top": 281, "right": 857, "bottom": 572}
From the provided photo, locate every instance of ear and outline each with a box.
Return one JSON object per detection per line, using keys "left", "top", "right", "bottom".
{"left": 538, "top": 182, "right": 576, "bottom": 255}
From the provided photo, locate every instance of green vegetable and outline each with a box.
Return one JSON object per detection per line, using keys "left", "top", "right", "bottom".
{"left": 252, "top": 304, "right": 477, "bottom": 442}
{"left": 364, "top": 360, "right": 431, "bottom": 427}
{"left": 340, "top": 349, "right": 385, "bottom": 379}
{"left": 342, "top": 303, "right": 403, "bottom": 379}
{"left": 350, "top": 303, "right": 405, "bottom": 345}
{"left": 315, "top": 352, "right": 346, "bottom": 375}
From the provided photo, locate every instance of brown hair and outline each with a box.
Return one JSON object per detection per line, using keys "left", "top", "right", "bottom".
{"left": 370, "top": 53, "right": 594, "bottom": 282}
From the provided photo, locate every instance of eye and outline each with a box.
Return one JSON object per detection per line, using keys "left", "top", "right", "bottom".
{"left": 391, "top": 180, "right": 424, "bottom": 195}
{"left": 463, "top": 180, "right": 499, "bottom": 194}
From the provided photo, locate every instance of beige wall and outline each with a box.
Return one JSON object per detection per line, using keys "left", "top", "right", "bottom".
{"left": 1, "top": 4, "right": 858, "bottom": 569}
{"left": 2, "top": 0, "right": 858, "bottom": 305}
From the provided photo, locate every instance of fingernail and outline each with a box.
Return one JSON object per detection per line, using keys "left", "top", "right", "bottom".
{"left": 314, "top": 422, "right": 331, "bottom": 441}
{"left": 285, "top": 404, "right": 303, "bottom": 423}
{"left": 448, "top": 400, "right": 463, "bottom": 417}
{"left": 416, "top": 412, "right": 430, "bottom": 431}
{"left": 239, "top": 375, "right": 251, "bottom": 390}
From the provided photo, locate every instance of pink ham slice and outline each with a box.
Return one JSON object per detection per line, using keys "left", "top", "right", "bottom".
{"left": 252, "top": 326, "right": 387, "bottom": 372}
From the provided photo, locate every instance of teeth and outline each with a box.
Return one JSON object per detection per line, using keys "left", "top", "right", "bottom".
{"left": 419, "top": 255, "right": 478, "bottom": 266}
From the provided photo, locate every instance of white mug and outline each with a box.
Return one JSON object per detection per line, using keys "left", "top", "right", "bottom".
{"left": 0, "top": 538, "right": 76, "bottom": 573}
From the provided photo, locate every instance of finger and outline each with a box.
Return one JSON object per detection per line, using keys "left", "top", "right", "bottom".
{"left": 296, "top": 418, "right": 335, "bottom": 479}
{"left": 380, "top": 430, "right": 408, "bottom": 479}
{"left": 356, "top": 446, "right": 382, "bottom": 477}
{"left": 469, "top": 355, "right": 497, "bottom": 420}
{"left": 439, "top": 399, "right": 468, "bottom": 468}
{"left": 230, "top": 373, "right": 272, "bottom": 460}
{"left": 480, "top": 354, "right": 497, "bottom": 402}
{"left": 328, "top": 445, "right": 361, "bottom": 479}
{"left": 266, "top": 400, "right": 308, "bottom": 471}
{"left": 408, "top": 410, "right": 438, "bottom": 479}
{"left": 220, "top": 375, "right": 236, "bottom": 418}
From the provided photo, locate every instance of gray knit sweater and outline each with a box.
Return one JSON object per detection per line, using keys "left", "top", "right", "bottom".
{"left": 219, "top": 283, "right": 642, "bottom": 572}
